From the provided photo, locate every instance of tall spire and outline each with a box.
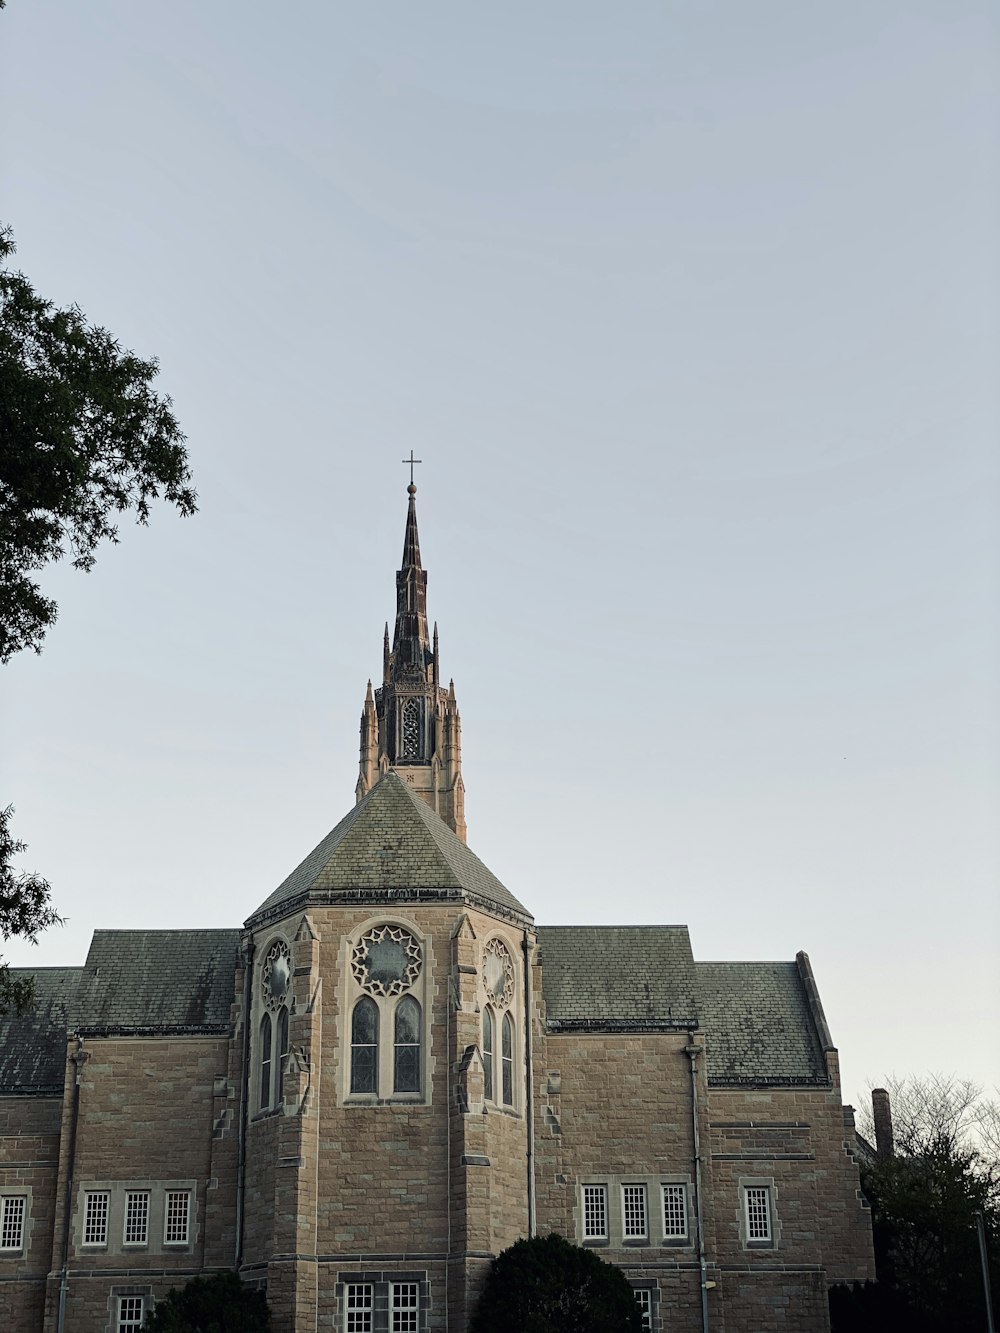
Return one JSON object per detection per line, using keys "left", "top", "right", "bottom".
{"left": 392, "top": 483, "right": 430, "bottom": 670}
{"left": 355, "top": 476, "right": 467, "bottom": 841}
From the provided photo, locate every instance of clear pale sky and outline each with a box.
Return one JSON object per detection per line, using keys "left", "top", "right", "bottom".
{"left": 2, "top": 0, "right": 998, "bottom": 1113}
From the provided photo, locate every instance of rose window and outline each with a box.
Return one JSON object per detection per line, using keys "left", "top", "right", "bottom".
{"left": 261, "top": 939, "right": 291, "bottom": 1012}
{"left": 352, "top": 925, "right": 422, "bottom": 997}
{"left": 483, "top": 938, "right": 514, "bottom": 1008}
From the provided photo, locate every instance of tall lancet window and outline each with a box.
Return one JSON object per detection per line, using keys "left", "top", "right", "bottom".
{"left": 351, "top": 997, "right": 379, "bottom": 1094}
{"left": 259, "top": 1014, "right": 272, "bottom": 1110}
{"left": 483, "top": 1007, "right": 494, "bottom": 1101}
{"left": 394, "top": 996, "right": 421, "bottom": 1093}
{"left": 400, "top": 696, "right": 421, "bottom": 760}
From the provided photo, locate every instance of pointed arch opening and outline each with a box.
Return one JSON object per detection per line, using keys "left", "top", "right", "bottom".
{"left": 351, "top": 997, "right": 379, "bottom": 1094}
{"left": 483, "top": 1006, "right": 495, "bottom": 1102}
{"left": 275, "top": 1006, "right": 289, "bottom": 1104}
{"left": 393, "top": 995, "right": 421, "bottom": 1094}
{"left": 501, "top": 1011, "right": 515, "bottom": 1107}
{"left": 259, "top": 1013, "right": 272, "bottom": 1110}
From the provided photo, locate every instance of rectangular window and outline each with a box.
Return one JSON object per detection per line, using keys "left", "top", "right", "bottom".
{"left": 0, "top": 1196, "right": 26, "bottom": 1250}
{"left": 390, "top": 1281, "right": 419, "bottom": 1333}
{"left": 123, "top": 1191, "right": 149, "bottom": 1245}
{"left": 635, "top": 1289, "right": 653, "bottom": 1331}
{"left": 662, "top": 1182, "right": 689, "bottom": 1239}
{"left": 83, "top": 1191, "right": 109, "bottom": 1245}
{"left": 118, "top": 1296, "right": 145, "bottom": 1333}
{"left": 164, "top": 1190, "right": 190, "bottom": 1244}
{"left": 582, "top": 1184, "right": 608, "bottom": 1240}
{"left": 622, "top": 1183, "right": 648, "bottom": 1239}
{"left": 744, "top": 1185, "right": 773, "bottom": 1243}
{"left": 345, "top": 1282, "right": 373, "bottom": 1333}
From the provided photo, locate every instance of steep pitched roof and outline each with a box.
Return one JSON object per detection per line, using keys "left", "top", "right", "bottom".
{"left": 73, "top": 929, "right": 240, "bottom": 1033}
{"left": 537, "top": 927, "right": 829, "bottom": 1084}
{"left": 0, "top": 967, "right": 81, "bottom": 1094}
{"left": 694, "top": 960, "right": 828, "bottom": 1083}
{"left": 249, "top": 771, "right": 531, "bottom": 926}
{"left": 537, "top": 926, "right": 698, "bottom": 1027}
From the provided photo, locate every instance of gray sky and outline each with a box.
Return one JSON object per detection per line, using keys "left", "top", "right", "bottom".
{"left": 3, "top": 0, "right": 998, "bottom": 1111}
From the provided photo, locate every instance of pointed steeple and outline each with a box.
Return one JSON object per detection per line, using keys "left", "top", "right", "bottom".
{"left": 392, "top": 484, "right": 430, "bottom": 672}
{"left": 355, "top": 478, "right": 467, "bottom": 841}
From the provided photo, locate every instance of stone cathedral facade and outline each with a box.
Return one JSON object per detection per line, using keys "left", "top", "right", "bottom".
{"left": 0, "top": 486, "right": 874, "bottom": 1333}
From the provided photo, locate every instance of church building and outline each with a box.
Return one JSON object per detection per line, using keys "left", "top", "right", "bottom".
{"left": 0, "top": 483, "right": 875, "bottom": 1332}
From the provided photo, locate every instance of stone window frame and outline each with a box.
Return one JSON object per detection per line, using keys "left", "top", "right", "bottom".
{"left": 0, "top": 1191, "right": 28, "bottom": 1253}
{"left": 254, "top": 933, "right": 293, "bottom": 1116}
{"left": 75, "top": 1181, "right": 199, "bottom": 1256}
{"left": 739, "top": 1176, "right": 779, "bottom": 1249}
{"left": 83, "top": 1190, "right": 110, "bottom": 1247}
{"left": 633, "top": 1285, "right": 658, "bottom": 1332}
{"left": 163, "top": 1188, "right": 191, "bottom": 1246}
{"left": 581, "top": 1183, "right": 609, "bottom": 1243}
{"left": 336, "top": 1271, "right": 429, "bottom": 1333}
{"left": 577, "top": 1173, "right": 695, "bottom": 1249}
{"left": 105, "top": 1284, "right": 152, "bottom": 1333}
{"left": 661, "top": 1179, "right": 691, "bottom": 1243}
{"left": 342, "top": 917, "right": 429, "bottom": 1107}
{"left": 479, "top": 934, "right": 520, "bottom": 1115}
{"left": 621, "top": 1182, "right": 649, "bottom": 1242}
{"left": 122, "top": 1190, "right": 149, "bottom": 1247}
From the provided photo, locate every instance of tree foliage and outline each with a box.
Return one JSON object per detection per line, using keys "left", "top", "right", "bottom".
{"left": 831, "top": 1075, "right": 1000, "bottom": 1333}
{"left": 0, "top": 805, "right": 61, "bottom": 1016}
{"left": 0, "top": 224, "right": 196, "bottom": 661}
{"left": 470, "top": 1233, "right": 644, "bottom": 1333}
{"left": 142, "top": 1272, "right": 271, "bottom": 1333}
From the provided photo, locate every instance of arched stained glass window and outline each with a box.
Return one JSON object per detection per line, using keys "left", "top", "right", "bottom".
{"left": 259, "top": 1013, "right": 272, "bottom": 1110}
{"left": 483, "top": 1007, "right": 494, "bottom": 1101}
{"left": 393, "top": 996, "right": 421, "bottom": 1094}
{"left": 501, "top": 1012, "right": 514, "bottom": 1107}
{"left": 276, "top": 1006, "right": 289, "bottom": 1104}
{"left": 351, "top": 997, "right": 379, "bottom": 1094}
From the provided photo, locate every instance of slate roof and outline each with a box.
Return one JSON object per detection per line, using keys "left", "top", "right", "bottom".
{"left": 537, "top": 926, "right": 698, "bottom": 1027}
{"left": 694, "top": 960, "right": 828, "bottom": 1084}
{"left": 73, "top": 929, "right": 240, "bottom": 1033}
{"left": 0, "top": 967, "right": 81, "bottom": 1094}
{"left": 248, "top": 771, "right": 531, "bottom": 926}
{"left": 537, "top": 927, "right": 830, "bottom": 1085}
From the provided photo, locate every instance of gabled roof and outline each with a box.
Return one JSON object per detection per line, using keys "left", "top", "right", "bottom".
{"left": 537, "top": 927, "right": 830, "bottom": 1085}
{"left": 73, "top": 929, "right": 240, "bottom": 1033}
{"left": 248, "top": 771, "right": 531, "bottom": 926}
{"left": 0, "top": 967, "right": 81, "bottom": 1094}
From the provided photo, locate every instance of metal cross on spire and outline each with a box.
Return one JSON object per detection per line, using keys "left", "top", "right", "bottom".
{"left": 401, "top": 450, "right": 422, "bottom": 487}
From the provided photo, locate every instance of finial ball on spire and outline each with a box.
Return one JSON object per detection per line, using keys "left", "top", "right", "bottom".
{"left": 408, "top": 483, "right": 417, "bottom": 495}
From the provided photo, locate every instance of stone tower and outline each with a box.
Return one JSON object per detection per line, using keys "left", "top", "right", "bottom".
{"left": 355, "top": 483, "right": 467, "bottom": 840}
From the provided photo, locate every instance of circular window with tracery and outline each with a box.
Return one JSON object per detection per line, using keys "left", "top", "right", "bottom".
{"left": 483, "top": 938, "right": 514, "bottom": 1008}
{"left": 261, "top": 939, "right": 292, "bottom": 1011}
{"left": 352, "top": 925, "right": 422, "bottom": 997}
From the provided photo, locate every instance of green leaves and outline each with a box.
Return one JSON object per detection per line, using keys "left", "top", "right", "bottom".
{"left": 0, "top": 805, "right": 62, "bottom": 1017}
{"left": 0, "top": 224, "right": 196, "bottom": 660}
{"left": 470, "top": 1233, "right": 645, "bottom": 1333}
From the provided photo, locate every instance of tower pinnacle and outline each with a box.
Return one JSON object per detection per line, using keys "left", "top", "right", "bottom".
{"left": 355, "top": 480, "right": 467, "bottom": 840}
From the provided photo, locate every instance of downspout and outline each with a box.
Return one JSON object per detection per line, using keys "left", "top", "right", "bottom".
{"left": 444, "top": 962, "right": 451, "bottom": 1333}
{"left": 685, "top": 1042, "right": 710, "bottom": 1333}
{"left": 522, "top": 931, "right": 536, "bottom": 1237}
{"left": 235, "top": 933, "right": 255, "bottom": 1271}
{"left": 56, "top": 1035, "right": 84, "bottom": 1333}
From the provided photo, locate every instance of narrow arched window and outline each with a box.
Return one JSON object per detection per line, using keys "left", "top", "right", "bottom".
{"left": 351, "top": 997, "right": 378, "bottom": 1094}
{"left": 501, "top": 1012, "right": 514, "bottom": 1107}
{"left": 259, "top": 1013, "right": 272, "bottom": 1110}
{"left": 394, "top": 996, "right": 421, "bottom": 1093}
{"left": 483, "top": 1006, "right": 494, "bottom": 1101}
{"left": 275, "top": 1006, "right": 289, "bottom": 1104}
